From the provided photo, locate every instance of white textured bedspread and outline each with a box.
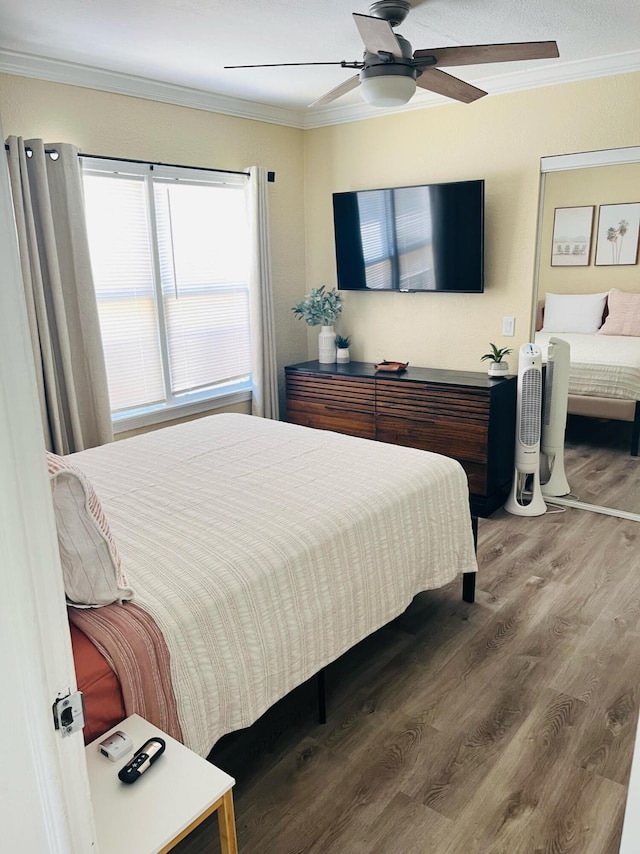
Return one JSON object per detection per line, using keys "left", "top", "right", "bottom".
{"left": 535, "top": 332, "right": 640, "bottom": 400}
{"left": 72, "top": 414, "right": 476, "bottom": 756}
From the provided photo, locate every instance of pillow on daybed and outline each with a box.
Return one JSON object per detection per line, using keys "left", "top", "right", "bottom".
{"left": 597, "top": 288, "right": 640, "bottom": 337}
{"left": 541, "top": 291, "right": 609, "bottom": 334}
{"left": 46, "top": 451, "right": 133, "bottom": 608}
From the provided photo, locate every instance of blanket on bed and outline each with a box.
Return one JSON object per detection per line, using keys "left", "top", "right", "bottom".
{"left": 69, "top": 602, "right": 182, "bottom": 742}
{"left": 535, "top": 332, "right": 640, "bottom": 400}
{"left": 71, "top": 414, "right": 476, "bottom": 757}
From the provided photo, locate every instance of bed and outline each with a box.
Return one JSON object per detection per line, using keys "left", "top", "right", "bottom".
{"left": 51, "top": 413, "right": 477, "bottom": 757}
{"left": 535, "top": 288, "right": 640, "bottom": 456}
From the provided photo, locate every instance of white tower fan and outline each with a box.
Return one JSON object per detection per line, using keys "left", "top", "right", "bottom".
{"left": 541, "top": 337, "right": 571, "bottom": 497}
{"left": 505, "top": 343, "right": 547, "bottom": 516}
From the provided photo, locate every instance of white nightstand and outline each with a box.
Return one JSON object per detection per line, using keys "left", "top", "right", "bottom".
{"left": 86, "top": 714, "right": 237, "bottom": 854}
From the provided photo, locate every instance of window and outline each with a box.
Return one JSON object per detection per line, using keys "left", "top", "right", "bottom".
{"left": 82, "top": 161, "right": 251, "bottom": 429}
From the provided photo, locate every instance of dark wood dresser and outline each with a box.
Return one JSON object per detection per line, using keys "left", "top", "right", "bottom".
{"left": 285, "top": 361, "right": 516, "bottom": 517}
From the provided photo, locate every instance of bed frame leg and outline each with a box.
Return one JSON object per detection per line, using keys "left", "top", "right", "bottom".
{"left": 631, "top": 402, "right": 640, "bottom": 457}
{"left": 463, "top": 572, "right": 476, "bottom": 604}
{"left": 462, "top": 515, "right": 478, "bottom": 604}
{"left": 317, "top": 668, "right": 327, "bottom": 725}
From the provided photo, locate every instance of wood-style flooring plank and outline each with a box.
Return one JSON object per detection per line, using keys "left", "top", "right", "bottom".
{"left": 353, "top": 791, "right": 453, "bottom": 854}
{"left": 439, "top": 689, "right": 627, "bottom": 854}
{"left": 563, "top": 415, "right": 640, "bottom": 515}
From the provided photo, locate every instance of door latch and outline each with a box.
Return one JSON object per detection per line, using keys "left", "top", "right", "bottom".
{"left": 52, "top": 691, "right": 85, "bottom": 737}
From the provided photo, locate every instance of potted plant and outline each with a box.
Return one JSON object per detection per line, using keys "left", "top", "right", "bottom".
{"left": 481, "top": 343, "right": 513, "bottom": 377}
{"left": 335, "top": 334, "right": 351, "bottom": 364}
{"left": 292, "top": 286, "right": 343, "bottom": 363}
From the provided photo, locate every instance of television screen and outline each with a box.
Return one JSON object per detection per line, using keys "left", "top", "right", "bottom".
{"left": 332, "top": 179, "right": 484, "bottom": 293}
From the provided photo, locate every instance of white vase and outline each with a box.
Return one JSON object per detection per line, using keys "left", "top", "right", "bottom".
{"left": 336, "top": 347, "right": 350, "bottom": 364}
{"left": 318, "top": 325, "right": 336, "bottom": 364}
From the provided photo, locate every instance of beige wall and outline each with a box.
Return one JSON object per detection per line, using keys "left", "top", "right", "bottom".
{"left": 1, "top": 70, "right": 640, "bottom": 383}
{"left": 538, "top": 162, "right": 640, "bottom": 304}
{"left": 0, "top": 74, "right": 308, "bottom": 412}
{"left": 304, "top": 71, "right": 640, "bottom": 374}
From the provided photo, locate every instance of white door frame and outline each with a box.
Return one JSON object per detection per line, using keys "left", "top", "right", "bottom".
{"left": 0, "top": 119, "right": 96, "bottom": 850}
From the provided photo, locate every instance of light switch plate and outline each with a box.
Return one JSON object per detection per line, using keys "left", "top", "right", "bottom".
{"left": 502, "top": 316, "right": 515, "bottom": 336}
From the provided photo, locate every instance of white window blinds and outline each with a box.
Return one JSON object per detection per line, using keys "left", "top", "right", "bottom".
{"left": 82, "top": 161, "right": 251, "bottom": 421}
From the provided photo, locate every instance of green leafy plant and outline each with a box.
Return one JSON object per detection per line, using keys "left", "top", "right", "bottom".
{"left": 335, "top": 334, "right": 351, "bottom": 349}
{"left": 292, "top": 286, "right": 343, "bottom": 327}
{"left": 480, "top": 343, "right": 513, "bottom": 363}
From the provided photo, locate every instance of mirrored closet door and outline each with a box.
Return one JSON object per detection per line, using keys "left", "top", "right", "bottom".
{"left": 532, "top": 146, "right": 640, "bottom": 520}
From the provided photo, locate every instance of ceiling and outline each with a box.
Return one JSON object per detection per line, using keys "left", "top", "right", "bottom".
{"left": 0, "top": 0, "right": 639, "bottom": 127}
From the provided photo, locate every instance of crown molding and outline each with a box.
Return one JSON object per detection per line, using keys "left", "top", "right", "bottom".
{"left": 1, "top": 46, "right": 639, "bottom": 131}
{"left": 0, "top": 49, "right": 307, "bottom": 129}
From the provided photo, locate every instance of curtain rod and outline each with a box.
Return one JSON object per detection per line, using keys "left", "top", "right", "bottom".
{"left": 4, "top": 144, "right": 275, "bottom": 182}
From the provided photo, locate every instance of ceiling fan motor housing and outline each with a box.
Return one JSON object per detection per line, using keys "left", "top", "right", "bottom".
{"left": 360, "top": 61, "right": 417, "bottom": 82}
{"left": 369, "top": 0, "right": 411, "bottom": 27}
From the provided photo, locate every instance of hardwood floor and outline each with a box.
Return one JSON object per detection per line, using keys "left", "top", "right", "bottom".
{"left": 563, "top": 414, "right": 640, "bottom": 514}
{"left": 175, "top": 507, "right": 640, "bottom": 854}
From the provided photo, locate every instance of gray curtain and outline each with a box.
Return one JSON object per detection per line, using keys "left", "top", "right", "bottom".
{"left": 6, "top": 137, "right": 113, "bottom": 453}
{"left": 247, "top": 166, "right": 279, "bottom": 420}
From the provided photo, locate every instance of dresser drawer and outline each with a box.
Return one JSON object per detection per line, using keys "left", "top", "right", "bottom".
{"left": 375, "top": 414, "right": 488, "bottom": 464}
{"left": 375, "top": 379, "right": 490, "bottom": 425}
{"left": 286, "top": 373, "right": 375, "bottom": 439}
{"left": 287, "top": 373, "right": 374, "bottom": 409}
{"left": 286, "top": 399, "right": 375, "bottom": 438}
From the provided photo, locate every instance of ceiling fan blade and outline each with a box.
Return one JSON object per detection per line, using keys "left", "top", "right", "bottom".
{"left": 414, "top": 41, "right": 559, "bottom": 67}
{"left": 353, "top": 13, "right": 403, "bottom": 58}
{"left": 309, "top": 75, "right": 361, "bottom": 108}
{"left": 416, "top": 68, "right": 487, "bottom": 103}
{"left": 224, "top": 61, "right": 351, "bottom": 69}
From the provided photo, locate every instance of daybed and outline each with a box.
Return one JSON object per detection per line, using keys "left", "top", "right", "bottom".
{"left": 51, "top": 413, "right": 477, "bottom": 757}
{"left": 535, "top": 288, "right": 640, "bottom": 456}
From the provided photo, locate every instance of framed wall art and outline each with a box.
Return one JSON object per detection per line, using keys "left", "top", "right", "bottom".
{"left": 550, "top": 205, "right": 594, "bottom": 266}
{"left": 595, "top": 202, "right": 640, "bottom": 266}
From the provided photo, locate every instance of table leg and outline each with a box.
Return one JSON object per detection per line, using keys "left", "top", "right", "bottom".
{"left": 218, "top": 790, "right": 238, "bottom": 854}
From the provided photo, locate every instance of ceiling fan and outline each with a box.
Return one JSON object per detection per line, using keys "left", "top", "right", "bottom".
{"left": 225, "top": 0, "right": 559, "bottom": 109}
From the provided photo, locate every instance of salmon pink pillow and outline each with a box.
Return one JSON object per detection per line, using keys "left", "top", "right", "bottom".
{"left": 597, "top": 288, "right": 640, "bottom": 337}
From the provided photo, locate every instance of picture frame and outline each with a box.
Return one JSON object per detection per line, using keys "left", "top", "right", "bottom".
{"left": 594, "top": 202, "right": 640, "bottom": 266}
{"left": 550, "top": 206, "right": 594, "bottom": 266}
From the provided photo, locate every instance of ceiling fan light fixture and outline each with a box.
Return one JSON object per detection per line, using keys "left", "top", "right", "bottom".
{"left": 359, "top": 65, "right": 416, "bottom": 107}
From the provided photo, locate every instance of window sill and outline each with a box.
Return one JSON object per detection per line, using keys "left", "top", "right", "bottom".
{"left": 112, "top": 389, "right": 251, "bottom": 435}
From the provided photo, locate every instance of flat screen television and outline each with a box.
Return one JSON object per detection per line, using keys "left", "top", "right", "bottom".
{"left": 332, "top": 179, "right": 484, "bottom": 293}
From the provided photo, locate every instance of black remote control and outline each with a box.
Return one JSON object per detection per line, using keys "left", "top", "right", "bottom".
{"left": 118, "top": 737, "right": 166, "bottom": 784}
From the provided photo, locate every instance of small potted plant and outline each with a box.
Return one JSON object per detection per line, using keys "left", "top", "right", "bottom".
{"left": 335, "top": 334, "right": 351, "bottom": 364}
{"left": 292, "top": 286, "right": 343, "bottom": 363}
{"left": 481, "top": 343, "right": 513, "bottom": 377}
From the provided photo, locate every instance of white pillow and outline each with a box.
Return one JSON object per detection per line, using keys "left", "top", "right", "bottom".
{"left": 541, "top": 292, "right": 609, "bottom": 334}
{"left": 47, "top": 451, "right": 134, "bottom": 608}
